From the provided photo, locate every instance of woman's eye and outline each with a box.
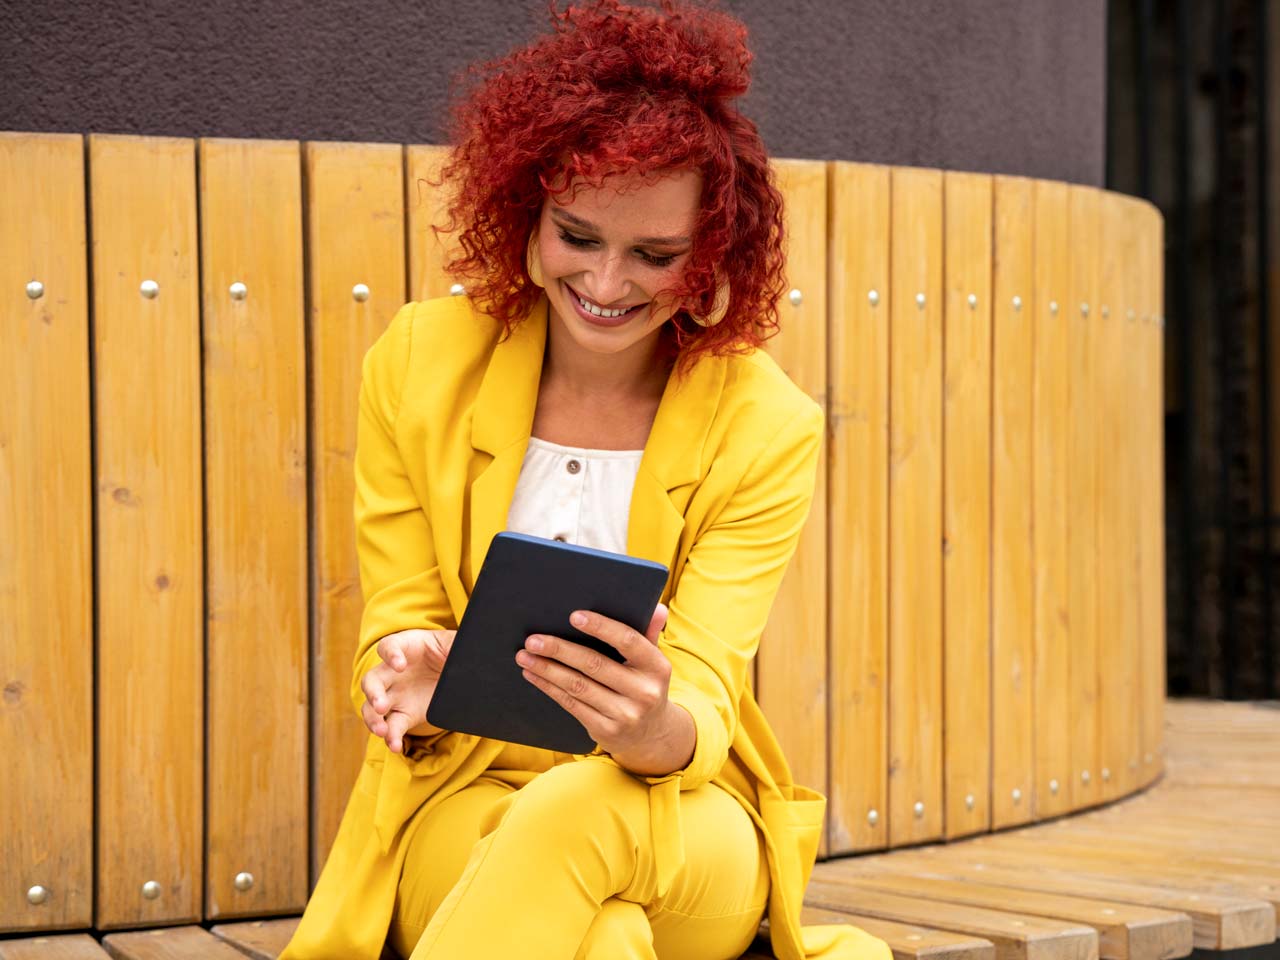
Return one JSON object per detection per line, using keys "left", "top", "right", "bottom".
{"left": 557, "top": 229, "right": 594, "bottom": 248}
{"left": 639, "top": 250, "right": 678, "bottom": 268}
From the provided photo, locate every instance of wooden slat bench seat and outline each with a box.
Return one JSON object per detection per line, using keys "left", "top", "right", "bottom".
{"left": 3, "top": 701, "right": 1275, "bottom": 960}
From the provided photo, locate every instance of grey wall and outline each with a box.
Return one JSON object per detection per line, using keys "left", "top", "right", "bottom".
{"left": 0, "top": 0, "right": 1105, "bottom": 186}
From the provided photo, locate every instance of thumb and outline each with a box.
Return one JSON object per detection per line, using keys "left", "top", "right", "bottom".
{"left": 644, "top": 603, "right": 668, "bottom": 644}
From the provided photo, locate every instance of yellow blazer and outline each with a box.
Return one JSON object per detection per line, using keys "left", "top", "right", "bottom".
{"left": 281, "top": 295, "right": 891, "bottom": 960}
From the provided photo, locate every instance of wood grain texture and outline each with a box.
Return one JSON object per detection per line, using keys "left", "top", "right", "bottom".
{"left": 805, "top": 879, "right": 1099, "bottom": 960}
{"left": 887, "top": 165, "right": 945, "bottom": 846}
{"left": 0, "top": 935, "right": 110, "bottom": 959}
{"left": 90, "top": 133, "right": 203, "bottom": 929}
{"left": 1030, "top": 179, "right": 1072, "bottom": 820}
{"left": 797, "top": 906, "right": 996, "bottom": 960}
{"left": 758, "top": 158, "right": 829, "bottom": 853}
{"left": 101, "top": 926, "right": 245, "bottom": 960}
{"left": 199, "top": 137, "right": 309, "bottom": 919}
{"left": 1095, "top": 194, "right": 1131, "bottom": 803}
{"left": 405, "top": 143, "right": 460, "bottom": 301}
{"left": 1136, "top": 204, "right": 1165, "bottom": 789}
{"left": 826, "top": 161, "right": 891, "bottom": 854}
{"left": 941, "top": 171, "right": 993, "bottom": 841}
{"left": 1065, "top": 185, "right": 1102, "bottom": 812}
{"left": 210, "top": 917, "right": 301, "bottom": 959}
{"left": 990, "top": 175, "right": 1037, "bottom": 831}
{"left": 306, "top": 141, "right": 409, "bottom": 878}
{"left": 0, "top": 133, "right": 93, "bottom": 933}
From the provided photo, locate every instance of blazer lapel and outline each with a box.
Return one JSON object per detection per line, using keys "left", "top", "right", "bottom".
{"left": 467, "top": 296, "right": 547, "bottom": 591}
{"left": 626, "top": 353, "right": 726, "bottom": 591}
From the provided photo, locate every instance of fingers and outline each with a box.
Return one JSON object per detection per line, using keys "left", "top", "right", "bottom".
{"left": 360, "top": 699, "right": 389, "bottom": 737}
{"left": 521, "top": 666, "right": 611, "bottom": 735}
{"left": 376, "top": 633, "right": 409, "bottom": 672}
{"left": 568, "top": 610, "right": 663, "bottom": 669}
{"left": 516, "top": 644, "right": 627, "bottom": 717}
{"left": 644, "top": 603, "right": 669, "bottom": 644}
{"left": 361, "top": 667, "right": 390, "bottom": 714}
{"left": 384, "top": 710, "right": 413, "bottom": 755}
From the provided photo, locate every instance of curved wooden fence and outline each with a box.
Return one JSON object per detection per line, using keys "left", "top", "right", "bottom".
{"left": 0, "top": 131, "right": 1165, "bottom": 934}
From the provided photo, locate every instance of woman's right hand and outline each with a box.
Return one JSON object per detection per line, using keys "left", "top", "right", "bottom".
{"left": 360, "top": 628, "right": 455, "bottom": 755}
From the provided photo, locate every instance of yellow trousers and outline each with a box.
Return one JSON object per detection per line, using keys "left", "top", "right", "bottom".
{"left": 388, "top": 743, "right": 770, "bottom": 959}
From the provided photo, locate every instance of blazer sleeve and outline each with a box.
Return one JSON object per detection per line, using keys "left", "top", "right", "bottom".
{"left": 349, "top": 302, "right": 455, "bottom": 721}
{"left": 658, "top": 398, "right": 825, "bottom": 792}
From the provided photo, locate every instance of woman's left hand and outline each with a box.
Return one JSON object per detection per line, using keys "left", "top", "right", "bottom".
{"left": 516, "top": 602, "right": 696, "bottom": 777}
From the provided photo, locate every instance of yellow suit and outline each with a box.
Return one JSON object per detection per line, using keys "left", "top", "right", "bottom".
{"left": 281, "top": 295, "right": 891, "bottom": 960}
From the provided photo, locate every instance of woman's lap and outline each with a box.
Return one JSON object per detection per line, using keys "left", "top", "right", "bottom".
{"left": 389, "top": 761, "right": 768, "bottom": 960}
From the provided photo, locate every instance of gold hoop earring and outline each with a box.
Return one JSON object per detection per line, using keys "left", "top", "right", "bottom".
{"left": 692, "top": 279, "right": 729, "bottom": 328}
{"left": 525, "top": 232, "right": 545, "bottom": 289}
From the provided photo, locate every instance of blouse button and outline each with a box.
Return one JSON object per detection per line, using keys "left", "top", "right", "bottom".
{"left": 566, "top": 459, "right": 582, "bottom": 475}
{"left": 553, "top": 535, "right": 567, "bottom": 542}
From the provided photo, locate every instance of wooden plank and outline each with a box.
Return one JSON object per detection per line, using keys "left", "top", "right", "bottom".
{"left": 0, "top": 935, "right": 110, "bottom": 959}
{"left": 941, "top": 170, "right": 993, "bottom": 840}
{"left": 102, "top": 926, "right": 246, "bottom": 960}
{"left": 307, "top": 140, "right": 409, "bottom": 877}
{"left": 798, "top": 907, "right": 997, "bottom": 960}
{"left": 90, "top": 133, "right": 203, "bottom": 929}
{"left": 824, "top": 851, "right": 1274, "bottom": 951}
{"left": 990, "top": 175, "right": 1037, "bottom": 831}
{"left": 1031, "top": 178, "right": 1072, "bottom": 820}
{"left": 1135, "top": 202, "right": 1165, "bottom": 788}
{"left": 887, "top": 165, "right": 945, "bottom": 847}
{"left": 199, "top": 137, "right": 309, "bottom": 918}
{"left": 759, "top": 158, "right": 829, "bottom": 853}
{"left": 826, "top": 160, "right": 891, "bottom": 854}
{"left": 406, "top": 143, "right": 460, "bottom": 301}
{"left": 814, "top": 867, "right": 1193, "bottom": 960}
{"left": 0, "top": 132, "right": 93, "bottom": 933}
{"left": 209, "top": 918, "right": 301, "bottom": 959}
{"left": 805, "top": 879, "right": 1099, "bottom": 960}
{"left": 1065, "top": 185, "right": 1101, "bottom": 811}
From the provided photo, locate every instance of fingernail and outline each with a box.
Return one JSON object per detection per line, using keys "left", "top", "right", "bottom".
{"left": 570, "top": 611, "right": 587, "bottom": 627}
{"left": 527, "top": 635, "right": 543, "bottom": 652}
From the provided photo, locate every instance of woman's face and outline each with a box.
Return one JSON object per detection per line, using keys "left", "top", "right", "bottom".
{"left": 534, "top": 167, "right": 701, "bottom": 360}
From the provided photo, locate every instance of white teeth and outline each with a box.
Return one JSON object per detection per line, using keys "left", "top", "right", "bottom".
{"left": 575, "top": 291, "right": 632, "bottom": 319}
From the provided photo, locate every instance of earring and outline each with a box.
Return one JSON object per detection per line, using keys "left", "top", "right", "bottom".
{"left": 692, "top": 278, "right": 729, "bottom": 328}
{"left": 525, "top": 232, "right": 545, "bottom": 289}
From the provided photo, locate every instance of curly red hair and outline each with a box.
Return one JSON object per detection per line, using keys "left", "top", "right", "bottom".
{"left": 433, "top": 0, "right": 787, "bottom": 374}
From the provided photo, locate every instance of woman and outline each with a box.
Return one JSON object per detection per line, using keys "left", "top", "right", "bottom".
{"left": 282, "top": 2, "right": 891, "bottom": 958}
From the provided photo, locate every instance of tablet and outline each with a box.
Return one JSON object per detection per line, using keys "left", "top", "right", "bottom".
{"left": 426, "top": 531, "right": 670, "bottom": 753}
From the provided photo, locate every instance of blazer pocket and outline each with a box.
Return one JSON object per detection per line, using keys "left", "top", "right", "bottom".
{"left": 760, "top": 785, "right": 827, "bottom": 897}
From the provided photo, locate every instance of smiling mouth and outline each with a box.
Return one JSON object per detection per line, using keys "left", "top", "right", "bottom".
{"left": 565, "top": 284, "right": 647, "bottom": 320}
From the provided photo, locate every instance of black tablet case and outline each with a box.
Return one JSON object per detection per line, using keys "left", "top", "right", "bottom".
{"left": 426, "top": 532, "right": 669, "bottom": 753}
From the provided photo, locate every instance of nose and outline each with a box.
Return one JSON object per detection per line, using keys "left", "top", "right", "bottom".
{"left": 581, "top": 251, "right": 631, "bottom": 306}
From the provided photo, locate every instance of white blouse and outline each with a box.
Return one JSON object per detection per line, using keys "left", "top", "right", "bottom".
{"left": 504, "top": 437, "right": 644, "bottom": 554}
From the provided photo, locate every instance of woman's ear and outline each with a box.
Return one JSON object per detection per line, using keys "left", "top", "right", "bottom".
{"left": 525, "top": 229, "right": 545, "bottom": 288}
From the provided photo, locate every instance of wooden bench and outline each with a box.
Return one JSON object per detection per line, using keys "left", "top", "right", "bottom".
{"left": 4, "top": 701, "right": 1276, "bottom": 959}
{"left": 9, "top": 130, "right": 1266, "bottom": 959}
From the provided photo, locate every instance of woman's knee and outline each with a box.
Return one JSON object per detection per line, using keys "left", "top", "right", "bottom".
{"left": 497, "top": 757, "right": 650, "bottom": 842}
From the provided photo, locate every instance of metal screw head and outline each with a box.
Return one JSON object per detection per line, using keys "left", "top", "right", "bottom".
{"left": 913, "top": 800, "right": 925, "bottom": 818}
{"left": 867, "top": 289, "right": 880, "bottom": 306}
{"left": 1049, "top": 778, "right": 1060, "bottom": 795}
{"left": 1080, "top": 302, "right": 1090, "bottom": 317}
{"left": 1081, "top": 770, "right": 1091, "bottom": 785}
{"left": 1049, "top": 300, "right": 1059, "bottom": 315}
{"left": 352, "top": 283, "right": 371, "bottom": 302}
{"left": 1101, "top": 305, "right": 1110, "bottom": 318}
{"left": 142, "top": 880, "right": 161, "bottom": 900}
{"left": 915, "top": 292, "right": 926, "bottom": 309}
{"left": 234, "top": 872, "right": 254, "bottom": 892}
{"left": 1012, "top": 295, "right": 1022, "bottom": 311}
{"left": 1129, "top": 758, "right": 1138, "bottom": 771}
{"left": 449, "top": 282, "right": 466, "bottom": 296}
{"left": 1144, "top": 752, "right": 1153, "bottom": 764}
{"left": 229, "top": 281, "right": 247, "bottom": 301}
{"left": 26, "top": 280, "right": 45, "bottom": 300}
{"left": 967, "top": 293, "right": 977, "bottom": 309}
{"left": 140, "top": 280, "right": 160, "bottom": 300}
{"left": 1127, "top": 308, "right": 1136, "bottom": 322}
{"left": 867, "top": 808, "right": 879, "bottom": 826}
{"left": 1102, "top": 767, "right": 1111, "bottom": 782}
{"left": 964, "top": 794, "right": 975, "bottom": 811}
{"left": 27, "top": 885, "right": 49, "bottom": 905}
{"left": 788, "top": 288, "right": 803, "bottom": 306}
{"left": 1011, "top": 787, "right": 1022, "bottom": 804}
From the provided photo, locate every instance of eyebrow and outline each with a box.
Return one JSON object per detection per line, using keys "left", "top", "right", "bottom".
{"left": 550, "top": 208, "right": 691, "bottom": 247}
